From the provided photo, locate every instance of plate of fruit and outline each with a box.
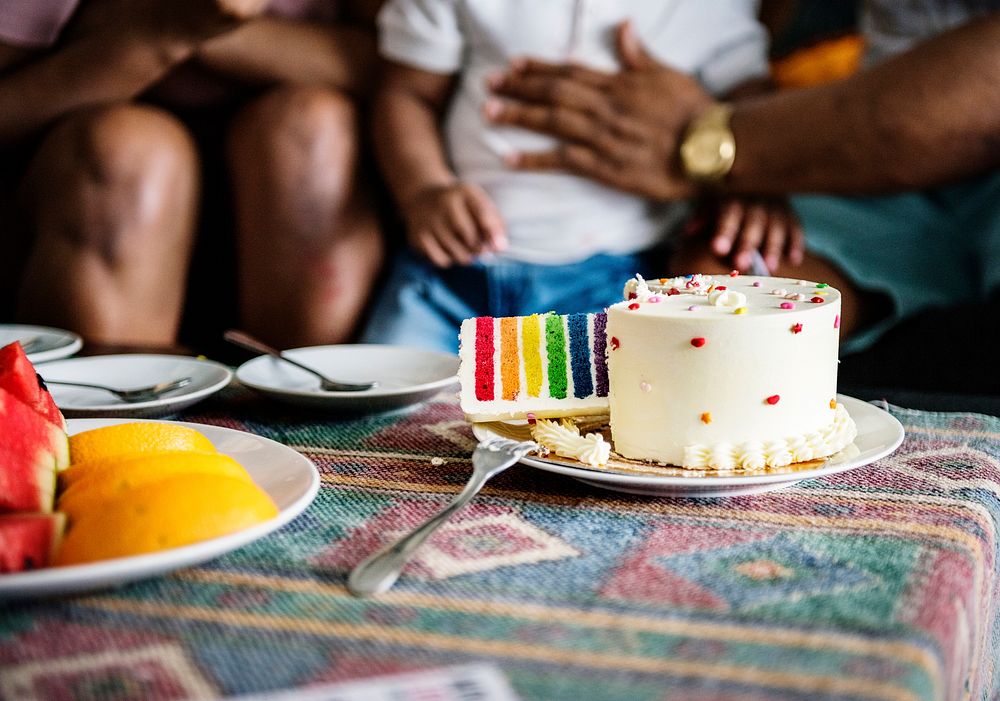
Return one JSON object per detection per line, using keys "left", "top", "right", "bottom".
{"left": 0, "top": 341, "right": 319, "bottom": 600}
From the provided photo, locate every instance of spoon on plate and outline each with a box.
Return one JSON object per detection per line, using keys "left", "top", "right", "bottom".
{"left": 223, "top": 329, "right": 378, "bottom": 392}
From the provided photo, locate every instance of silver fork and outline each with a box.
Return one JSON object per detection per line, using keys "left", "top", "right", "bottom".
{"left": 347, "top": 437, "right": 539, "bottom": 597}
{"left": 42, "top": 377, "right": 193, "bottom": 402}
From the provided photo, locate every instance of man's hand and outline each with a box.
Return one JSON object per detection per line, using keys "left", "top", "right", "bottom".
{"left": 402, "top": 183, "right": 507, "bottom": 268}
{"left": 485, "top": 21, "right": 713, "bottom": 201}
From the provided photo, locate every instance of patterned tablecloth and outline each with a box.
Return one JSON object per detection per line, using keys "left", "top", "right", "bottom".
{"left": 2, "top": 388, "right": 999, "bottom": 701}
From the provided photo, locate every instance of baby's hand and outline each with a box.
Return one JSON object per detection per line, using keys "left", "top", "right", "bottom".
{"left": 402, "top": 183, "right": 506, "bottom": 268}
{"left": 707, "top": 197, "right": 805, "bottom": 273}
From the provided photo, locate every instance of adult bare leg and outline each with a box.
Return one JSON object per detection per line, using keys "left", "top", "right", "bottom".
{"left": 15, "top": 104, "right": 199, "bottom": 346}
{"left": 228, "top": 84, "right": 383, "bottom": 348}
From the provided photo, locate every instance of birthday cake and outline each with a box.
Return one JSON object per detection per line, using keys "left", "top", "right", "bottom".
{"left": 458, "top": 274, "right": 857, "bottom": 470}
{"left": 458, "top": 312, "right": 610, "bottom": 422}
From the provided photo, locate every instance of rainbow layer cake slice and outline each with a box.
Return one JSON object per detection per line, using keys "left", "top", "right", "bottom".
{"left": 459, "top": 312, "right": 610, "bottom": 421}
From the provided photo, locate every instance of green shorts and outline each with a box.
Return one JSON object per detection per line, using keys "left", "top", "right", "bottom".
{"left": 791, "top": 171, "right": 1000, "bottom": 354}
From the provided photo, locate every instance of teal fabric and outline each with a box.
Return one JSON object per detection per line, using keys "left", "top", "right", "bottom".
{"left": 792, "top": 170, "right": 1000, "bottom": 353}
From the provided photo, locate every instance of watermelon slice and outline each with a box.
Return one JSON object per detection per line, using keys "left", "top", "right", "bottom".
{"left": 0, "top": 512, "right": 66, "bottom": 572}
{"left": 0, "top": 341, "right": 66, "bottom": 429}
{"left": 1, "top": 387, "right": 69, "bottom": 513}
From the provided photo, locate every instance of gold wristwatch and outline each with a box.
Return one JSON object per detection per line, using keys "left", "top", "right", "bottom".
{"left": 679, "top": 103, "right": 735, "bottom": 185}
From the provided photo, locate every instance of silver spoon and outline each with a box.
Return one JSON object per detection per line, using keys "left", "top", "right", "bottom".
{"left": 223, "top": 329, "right": 377, "bottom": 392}
{"left": 347, "top": 437, "right": 538, "bottom": 597}
{"left": 43, "top": 377, "right": 193, "bottom": 403}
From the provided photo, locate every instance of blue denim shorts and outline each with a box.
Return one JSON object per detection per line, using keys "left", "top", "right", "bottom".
{"left": 361, "top": 250, "right": 660, "bottom": 354}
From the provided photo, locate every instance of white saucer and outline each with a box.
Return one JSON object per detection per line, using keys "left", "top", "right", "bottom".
{"left": 236, "top": 344, "right": 459, "bottom": 414}
{"left": 39, "top": 354, "right": 233, "bottom": 418}
{"left": 0, "top": 418, "right": 319, "bottom": 601}
{"left": 472, "top": 395, "right": 904, "bottom": 497}
{"left": 0, "top": 324, "right": 83, "bottom": 363}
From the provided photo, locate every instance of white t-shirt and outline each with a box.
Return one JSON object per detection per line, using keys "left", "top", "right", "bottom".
{"left": 379, "top": 0, "right": 769, "bottom": 264}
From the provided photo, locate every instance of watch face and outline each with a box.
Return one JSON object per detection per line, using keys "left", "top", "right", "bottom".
{"left": 686, "top": 131, "right": 723, "bottom": 169}
{"left": 682, "top": 126, "right": 735, "bottom": 179}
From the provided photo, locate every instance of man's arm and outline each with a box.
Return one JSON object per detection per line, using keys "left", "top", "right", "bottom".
{"left": 488, "top": 15, "right": 1000, "bottom": 198}
{"left": 0, "top": 36, "right": 194, "bottom": 146}
{"left": 0, "top": 0, "right": 267, "bottom": 147}
{"left": 730, "top": 13, "right": 1000, "bottom": 194}
{"left": 196, "top": 18, "right": 378, "bottom": 98}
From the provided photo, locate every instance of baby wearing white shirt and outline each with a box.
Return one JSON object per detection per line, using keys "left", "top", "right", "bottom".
{"left": 362, "top": 0, "right": 770, "bottom": 351}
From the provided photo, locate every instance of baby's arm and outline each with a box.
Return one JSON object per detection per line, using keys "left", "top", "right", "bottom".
{"left": 373, "top": 60, "right": 505, "bottom": 267}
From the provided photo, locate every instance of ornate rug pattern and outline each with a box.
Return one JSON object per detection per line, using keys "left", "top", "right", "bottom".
{"left": 2, "top": 388, "right": 999, "bottom": 701}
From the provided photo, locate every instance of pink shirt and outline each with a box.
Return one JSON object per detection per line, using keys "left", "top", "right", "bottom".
{"left": 0, "top": 0, "right": 338, "bottom": 48}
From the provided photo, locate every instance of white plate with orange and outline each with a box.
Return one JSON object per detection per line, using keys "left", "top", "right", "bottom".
{"left": 0, "top": 418, "right": 319, "bottom": 601}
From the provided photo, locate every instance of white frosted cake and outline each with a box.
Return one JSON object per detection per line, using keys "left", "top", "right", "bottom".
{"left": 458, "top": 273, "right": 857, "bottom": 470}
{"left": 607, "top": 274, "right": 855, "bottom": 469}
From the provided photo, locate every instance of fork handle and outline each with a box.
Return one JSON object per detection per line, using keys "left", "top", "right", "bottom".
{"left": 347, "top": 472, "right": 489, "bottom": 597}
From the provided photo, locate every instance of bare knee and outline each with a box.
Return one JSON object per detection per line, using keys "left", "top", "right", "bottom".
{"left": 27, "top": 104, "right": 199, "bottom": 260}
{"left": 230, "top": 85, "right": 361, "bottom": 211}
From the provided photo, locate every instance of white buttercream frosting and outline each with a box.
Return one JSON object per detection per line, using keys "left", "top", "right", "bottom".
{"left": 709, "top": 289, "right": 748, "bottom": 309}
{"left": 608, "top": 274, "right": 846, "bottom": 469}
{"left": 682, "top": 404, "right": 857, "bottom": 470}
{"left": 531, "top": 418, "right": 611, "bottom": 467}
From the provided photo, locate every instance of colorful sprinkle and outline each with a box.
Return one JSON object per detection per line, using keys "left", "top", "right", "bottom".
{"left": 810, "top": 296, "right": 824, "bottom": 304}
{"left": 752, "top": 281, "right": 762, "bottom": 287}
{"left": 812, "top": 290, "right": 828, "bottom": 296}
{"left": 701, "top": 412, "right": 712, "bottom": 424}
{"left": 797, "top": 280, "right": 810, "bottom": 286}
{"left": 627, "top": 291, "right": 637, "bottom": 300}
{"left": 734, "top": 307, "right": 748, "bottom": 315}
{"left": 567, "top": 313, "right": 593, "bottom": 399}
{"left": 648, "top": 295, "right": 661, "bottom": 303}
{"left": 593, "top": 313, "right": 609, "bottom": 397}
{"left": 691, "top": 337, "right": 706, "bottom": 348}
{"left": 610, "top": 336, "right": 620, "bottom": 350}
{"left": 772, "top": 288, "right": 787, "bottom": 296}
{"left": 780, "top": 302, "right": 794, "bottom": 310}
{"left": 766, "top": 394, "right": 781, "bottom": 405}
{"left": 715, "top": 286, "right": 727, "bottom": 291}
{"left": 667, "top": 288, "right": 681, "bottom": 296}
{"left": 499, "top": 316, "right": 520, "bottom": 401}
{"left": 474, "top": 317, "right": 495, "bottom": 401}
{"left": 816, "top": 283, "right": 829, "bottom": 288}
{"left": 522, "top": 315, "right": 543, "bottom": 397}
{"left": 729, "top": 270, "right": 739, "bottom": 277}
{"left": 544, "top": 314, "right": 568, "bottom": 399}
{"left": 640, "top": 382, "right": 651, "bottom": 393}
{"left": 791, "top": 323, "right": 803, "bottom": 334}
{"left": 687, "top": 305, "right": 697, "bottom": 312}
{"left": 785, "top": 293, "right": 805, "bottom": 301}
{"left": 829, "top": 398, "right": 837, "bottom": 409}
{"left": 628, "top": 302, "right": 640, "bottom": 310}
{"left": 834, "top": 314, "right": 841, "bottom": 329}
{"left": 658, "top": 278, "right": 668, "bottom": 284}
